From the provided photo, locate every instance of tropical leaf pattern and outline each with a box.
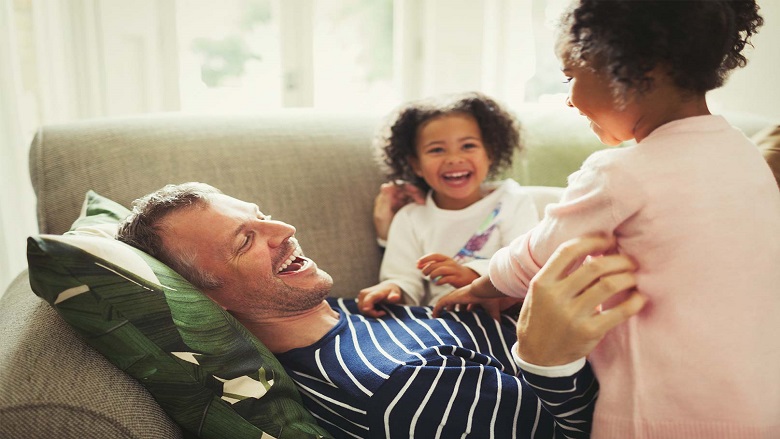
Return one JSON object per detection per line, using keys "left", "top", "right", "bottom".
{"left": 26, "top": 191, "right": 331, "bottom": 439}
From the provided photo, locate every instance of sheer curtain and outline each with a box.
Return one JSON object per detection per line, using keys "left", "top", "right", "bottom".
{"left": 0, "top": 0, "right": 37, "bottom": 293}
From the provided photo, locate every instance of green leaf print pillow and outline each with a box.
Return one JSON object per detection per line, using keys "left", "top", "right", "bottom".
{"left": 27, "top": 191, "right": 331, "bottom": 439}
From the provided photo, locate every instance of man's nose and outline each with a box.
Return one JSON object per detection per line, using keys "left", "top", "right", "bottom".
{"left": 565, "top": 95, "right": 574, "bottom": 108}
{"left": 262, "top": 220, "right": 296, "bottom": 248}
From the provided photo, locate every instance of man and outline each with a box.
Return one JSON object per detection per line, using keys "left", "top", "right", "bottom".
{"left": 117, "top": 182, "right": 643, "bottom": 438}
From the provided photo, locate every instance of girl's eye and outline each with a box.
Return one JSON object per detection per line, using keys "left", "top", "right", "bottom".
{"left": 426, "top": 147, "right": 444, "bottom": 154}
{"left": 463, "top": 143, "right": 478, "bottom": 150}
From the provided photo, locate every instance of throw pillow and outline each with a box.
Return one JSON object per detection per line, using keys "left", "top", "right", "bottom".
{"left": 27, "top": 191, "right": 331, "bottom": 439}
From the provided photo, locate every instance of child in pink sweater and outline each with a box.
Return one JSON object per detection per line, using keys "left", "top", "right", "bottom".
{"left": 434, "top": 1, "right": 780, "bottom": 437}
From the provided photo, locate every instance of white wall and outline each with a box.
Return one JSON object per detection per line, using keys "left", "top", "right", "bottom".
{"left": 707, "top": 0, "right": 780, "bottom": 121}
{"left": 411, "top": 0, "right": 780, "bottom": 122}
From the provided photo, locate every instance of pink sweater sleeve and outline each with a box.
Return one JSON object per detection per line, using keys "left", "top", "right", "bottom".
{"left": 489, "top": 151, "right": 643, "bottom": 298}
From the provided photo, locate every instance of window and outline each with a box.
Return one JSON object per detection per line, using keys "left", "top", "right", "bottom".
{"left": 175, "top": 0, "right": 395, "bottom": 113}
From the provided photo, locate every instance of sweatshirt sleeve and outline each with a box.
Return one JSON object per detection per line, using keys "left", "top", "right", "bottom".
{"left": 499, "top": 181, "right": 542, "bottom": 247}
{"left": 489, "top": 152, "right": 643, "bottom": 297}
{"left": 380, "top": 206, "right": 427, "bottom": 305}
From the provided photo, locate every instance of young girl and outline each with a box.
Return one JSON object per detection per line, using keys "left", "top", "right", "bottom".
{"left": 435, "top": 1, "right": 780, "bottom": 437}
{"left": 358, "top": 92, "right": 539, "bottom": 316}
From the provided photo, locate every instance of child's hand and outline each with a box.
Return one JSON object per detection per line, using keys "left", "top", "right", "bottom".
{"left": 433, "top": 274, "right": 510, "bottom": 319}
{"left": 358, "top": 281, "right": 405, "bottom": 317}
{"left": 374, "top": 181, "right": 426, "bottom": 241}
{"left": 432, "top": 283, "right": 505, "bottom": 320}
{"left": 476, "top": 296, "right": 524, "bottom": 321}
{"left": 417, "top": 253, "right": 479, "bottom": 288}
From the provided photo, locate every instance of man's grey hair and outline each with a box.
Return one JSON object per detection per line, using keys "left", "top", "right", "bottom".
{"left": 116, "top": 182, "right": 225, "bottom": 290}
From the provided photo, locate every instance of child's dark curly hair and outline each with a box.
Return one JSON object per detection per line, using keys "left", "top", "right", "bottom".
{"left": 375, "top": 92, "right": 521, "bottom": 193}
{"left": 558, "top": 0, "right": 763, "bottom": 101}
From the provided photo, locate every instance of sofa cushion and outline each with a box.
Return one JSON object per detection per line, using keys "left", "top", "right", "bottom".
{"left": 752, "top": 124, "right": 780, "bottom": 190}
{"left": 27, "top": 191, "right": 331, "bottom": 439}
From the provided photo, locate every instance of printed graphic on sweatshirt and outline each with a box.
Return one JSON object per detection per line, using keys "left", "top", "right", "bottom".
{"left": 453, "top": 202, "right": 501, "bottom": 263}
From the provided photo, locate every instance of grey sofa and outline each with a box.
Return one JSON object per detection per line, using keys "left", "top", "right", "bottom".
{"left": 1, "top": 107, "right": 773, "bottom": 438}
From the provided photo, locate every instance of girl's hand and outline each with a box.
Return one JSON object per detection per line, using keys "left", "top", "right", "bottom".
{"left": 432, "top": 274, "right": 510, "bottom": 319}
{"left": 374, "top": 181, "right": 426, "bottom": 241}
{"left": 417, "top": 253, "right": 479, "bottom": 288}
{"left": 515, "top": 235, "right": 647, "bottom": 366}
{"left": 358, "top": 281, "right": 406, "bottom": 317}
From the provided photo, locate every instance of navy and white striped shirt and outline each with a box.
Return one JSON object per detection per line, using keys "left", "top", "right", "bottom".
{"left": 277, "top": 298, "right": 597, "bottom": 438}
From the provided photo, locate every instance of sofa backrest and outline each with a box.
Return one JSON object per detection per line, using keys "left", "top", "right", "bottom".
{"left": 29, "top": 111, "right": 386, "bottom": 297}
{"left": 29, "top": 107, "right": 771, "bottom": 297}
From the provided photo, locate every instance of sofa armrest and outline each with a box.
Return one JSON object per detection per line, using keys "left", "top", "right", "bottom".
{"left": 0, "top": 271, "right": 183, "bottom": 439}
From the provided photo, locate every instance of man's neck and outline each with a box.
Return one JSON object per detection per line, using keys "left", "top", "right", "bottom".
{"left": 239, "top": 300, "right": 340, "bottom": 354}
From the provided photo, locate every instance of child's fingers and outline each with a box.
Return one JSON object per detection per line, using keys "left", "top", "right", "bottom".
{"left": 432, "top": 294, "right": 461, "bottom": 317}
{"left": 480, "top": 301, "right": 503, "bottom": 321}
{"left": 404, "top": 184, "right": 426, "bottom": 204}
{"left": 358, "top": 287, "right": 392, "bottom": 316}
{"left": 431, "top": 301, "right": 448, "bottom": 318}
{"left": 417, "top": 253, "right": 450, "bottom": 268}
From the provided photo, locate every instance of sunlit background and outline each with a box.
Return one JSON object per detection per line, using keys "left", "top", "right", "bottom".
{"left": 2, "top": 0, "right": 779, "bottom": 292}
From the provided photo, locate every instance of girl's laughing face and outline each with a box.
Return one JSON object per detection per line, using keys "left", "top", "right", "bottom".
{"left": 411, "top": 113, "right": 492, "bottom": 210}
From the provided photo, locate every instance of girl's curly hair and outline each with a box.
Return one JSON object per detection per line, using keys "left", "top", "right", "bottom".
{"left": 374, "top": 92, "right": 522, "bottom": 192}
{"left": 558, "top": 0, "right": 763, "bottom": 101}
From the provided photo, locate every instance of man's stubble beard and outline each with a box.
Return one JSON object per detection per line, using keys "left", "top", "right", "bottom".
{"left": 271, "top": 271, "right": 334, "bottom": 313}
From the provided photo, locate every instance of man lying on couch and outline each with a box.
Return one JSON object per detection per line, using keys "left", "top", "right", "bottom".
{"left": 116, "top": 182, "right": 640, "bottom": 438}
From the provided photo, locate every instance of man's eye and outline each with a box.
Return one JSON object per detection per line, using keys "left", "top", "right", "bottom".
{"left": 240, "top": 233, "right": 254, "bottom": 251}
{"left": 562, "top": 76, "right": 572, "bottom": 84}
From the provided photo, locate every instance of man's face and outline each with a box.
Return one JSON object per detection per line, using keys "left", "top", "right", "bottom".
{"left": 160, "top": 194, "right": 333, "bottom": 318}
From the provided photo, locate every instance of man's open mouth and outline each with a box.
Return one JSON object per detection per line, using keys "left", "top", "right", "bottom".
{"left": 277, "top": 247, "right": 306, "bottom": 274}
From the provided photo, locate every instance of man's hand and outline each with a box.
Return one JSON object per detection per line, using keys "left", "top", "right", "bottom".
{"left": 516, "top": 235, "right": 647, "bottom": 366}
{"left": 432, "top": 274, "right": 509, "bottom": 319}
{"left": 417, "top": 253, "right": 479, "bottom": 288}
{"left": 358, "top": 281, "right": 406, "bottom": 317}
{"left": 374, "top": 181, "right": 426, "bottom": 241}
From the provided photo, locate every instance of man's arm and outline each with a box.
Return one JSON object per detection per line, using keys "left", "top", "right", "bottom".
{"left": 369, "top": 353, "right": 597, "bottom": 438}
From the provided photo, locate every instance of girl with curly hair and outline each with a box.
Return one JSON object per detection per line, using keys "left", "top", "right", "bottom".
{"left": 436, "top": 1, "right": 780, "bottom": 436}
{"left": 358, "top": 92, "right": 540, "bottom": 316}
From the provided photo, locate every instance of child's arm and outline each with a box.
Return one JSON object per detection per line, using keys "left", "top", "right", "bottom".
{"left": 358, "top": 280, "right": 406, "bottom": 317}
{"left": 432, "top": 274, "right": 507, "bottom": 319}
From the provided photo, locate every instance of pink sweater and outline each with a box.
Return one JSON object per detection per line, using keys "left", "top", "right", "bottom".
{"left": 490, "top": 116, "right": 780, "bottom": 438}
